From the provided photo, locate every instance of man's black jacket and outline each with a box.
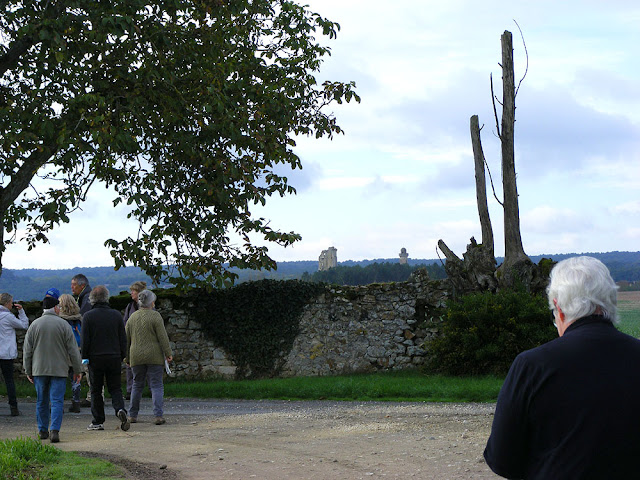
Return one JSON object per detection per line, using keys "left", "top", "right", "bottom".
{"left": 81, "top": 303, "right": 126, "bottom": 360}
{"left": 485, "top": 315, "right": 640, "bottom": 479}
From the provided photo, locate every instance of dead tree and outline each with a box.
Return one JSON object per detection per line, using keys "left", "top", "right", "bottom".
{"left": 438, "top": 29, "right": 545, "bottom": 294}
{"left": 499, "top": 30, "right": 528, "bottom": 272}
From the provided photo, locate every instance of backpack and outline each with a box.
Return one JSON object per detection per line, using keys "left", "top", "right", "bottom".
{"left": 70, "top": 320, "right": 81, "bottom": 347}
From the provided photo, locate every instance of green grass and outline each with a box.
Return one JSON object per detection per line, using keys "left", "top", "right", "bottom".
{"left": 162, "top": 371, "right": 504, "bottom": 402}
{"left": 0, "top": 437, "right": 123, "bottom": 480}
{"left": 3, "top": 372, "right": 504, "bottom": 403}
{"left": 617, "top": 301, "right": 640, "bottom": 337}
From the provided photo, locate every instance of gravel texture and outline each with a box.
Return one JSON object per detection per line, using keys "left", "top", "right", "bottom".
{"left": 0, "top": 398, "right": 500, "bottom": 479}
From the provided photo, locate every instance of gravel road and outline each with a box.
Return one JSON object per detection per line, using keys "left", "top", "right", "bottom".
{"left": 0, "top": 398, "right": 501, "bottom": 479}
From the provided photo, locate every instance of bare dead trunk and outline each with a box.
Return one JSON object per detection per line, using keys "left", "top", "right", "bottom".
{"left": 500, "top": 31, "right": 527, "bottom": 269}
{"left": 470, "top": 115, "right": 494, "bottom": 257}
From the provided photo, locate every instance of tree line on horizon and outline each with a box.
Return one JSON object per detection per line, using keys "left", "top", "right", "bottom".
{"left": 2, "top": 251, "right": 639, "bottom": 301}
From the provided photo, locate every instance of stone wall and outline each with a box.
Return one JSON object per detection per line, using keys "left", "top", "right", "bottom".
{"left": 8, "top": 273, "right": 447, "bottom": 380}
{"left": 281, "top": 272, "right": 446, "bottom": 376}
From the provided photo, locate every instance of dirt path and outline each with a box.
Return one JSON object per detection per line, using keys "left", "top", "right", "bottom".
{"left": 1, "top": 398, "right": 500, "bottom": 479}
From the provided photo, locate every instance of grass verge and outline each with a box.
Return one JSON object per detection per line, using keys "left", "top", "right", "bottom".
{"left": 0, "top": 437, "right": 122, "bottom": 480}
{"left": 3, "top": 372, "right": 503, "bottom": 403}
{"left": 161, "top": 372, "right": 504, "bottom": 402}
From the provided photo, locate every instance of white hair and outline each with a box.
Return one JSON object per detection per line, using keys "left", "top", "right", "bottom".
{"left": 547, "top": 256, "right": 618, "bottom": 325}
{"left": 137, "top": 289, "right": 157, "bottom": 309}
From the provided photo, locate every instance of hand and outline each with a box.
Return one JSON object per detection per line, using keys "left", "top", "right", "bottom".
{"left": 27, "top": 375, "right": 33, "bottom": 384}
{"left": 166, "top": 356, "right": 173, "bottom": 363}
{"left": 14, "top": 303, "right": 23, "bottom": 310}
{"left": 73, "top": 374, "right": 82, "bottom": 383}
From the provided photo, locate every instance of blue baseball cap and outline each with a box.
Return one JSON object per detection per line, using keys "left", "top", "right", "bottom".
{"left": 45, "top": 287, "right": 60, "bottom": 299}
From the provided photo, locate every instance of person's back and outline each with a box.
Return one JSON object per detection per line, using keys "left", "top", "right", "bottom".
{"left": 484, "top": 256, "right": 640, "bottom": 480}
{"left": 82, "top": 304, "right": 126, "bottom": 359}
{"left": 485, "top": 316, "right": 640, "bottom": 479}
{"left": 24, "top": 312, "right": 80, "bottom": 377}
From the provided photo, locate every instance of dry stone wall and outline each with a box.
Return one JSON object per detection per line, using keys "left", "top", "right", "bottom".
{"left": 9, "top": 273, "right": 447, "bottom": 379}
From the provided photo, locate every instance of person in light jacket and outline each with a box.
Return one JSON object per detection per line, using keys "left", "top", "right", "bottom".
{"left": 0, "top": 292, "right": 29, "bottom": 416}
{"left": 23, "top": 296, "right": 82, "bottom": 443}
{"left": 125, "top": 289, "right": 173, "bottom": 425}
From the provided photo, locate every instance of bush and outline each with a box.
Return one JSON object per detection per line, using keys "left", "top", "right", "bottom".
{"left": 427, "top": 289, "right": 557, "bottom": 375}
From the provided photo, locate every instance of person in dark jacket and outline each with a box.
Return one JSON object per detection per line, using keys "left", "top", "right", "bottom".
{"left": 484, "top": 256, "right": 640, "bottom": 479}
{"left": 81, "top": 285, "right": 129, "bottom": 432}
{"left": 71, "top": 273, "right": 92, "bottom": 315}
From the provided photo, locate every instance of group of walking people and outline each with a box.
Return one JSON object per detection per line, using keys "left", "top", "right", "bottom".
{"left": 0, "top": 275, "right": 173, "bottom": 443}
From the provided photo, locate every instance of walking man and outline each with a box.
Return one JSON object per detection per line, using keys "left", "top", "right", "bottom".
{"left": 81, "top": 285, "right": 130, "bottom": 432}
{"left": 23, "top": 295, "right": 82, "bottom": 443}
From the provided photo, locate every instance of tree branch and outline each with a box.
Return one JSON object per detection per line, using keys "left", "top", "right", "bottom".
{"left": 513, "top": 19, "right": 529, "bottom": 98}
{"left": 490, "top": 73, "right": 501, "bottom": 138}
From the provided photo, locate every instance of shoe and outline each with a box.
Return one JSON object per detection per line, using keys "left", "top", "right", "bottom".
{"left": 50, "top": 430, "right": 59, "bottom": 443}
{"left": 80, "top": 399, "right": 91, "bottom": 408}
{"left": 87, "top": 423, "right": 104, "bottom": 431}
{"left": 118, "top": 409, "right": 130, "bottom": 431}
{"left": 154, "top": 417, "right": 166, "bottom": 425}
{"left": 38, "top": 430, "right": 49, "bottom": 440}
{"left": 10, "top": 406, "right": 20, "bottom": 416}
{"left": 68, "top": 401, "right": 80, "bottom": 413}
{"left": 128, "top": 416, "right": 137, "bottom": 424}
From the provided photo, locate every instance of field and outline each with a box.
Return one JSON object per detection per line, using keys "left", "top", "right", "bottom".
{"left": 617, "top": 291, "right": 640, "bottom": 337}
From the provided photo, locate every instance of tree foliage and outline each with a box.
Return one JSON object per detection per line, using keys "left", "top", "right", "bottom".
{"left": 0, "top": 0, "right": 359, "bottom": 289}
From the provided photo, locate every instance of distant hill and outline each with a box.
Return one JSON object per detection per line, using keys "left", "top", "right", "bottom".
{"left": 2, "top": 251, "right": 639, "bottom": 301}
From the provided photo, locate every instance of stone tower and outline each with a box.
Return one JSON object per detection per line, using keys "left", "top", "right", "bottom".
{"left": 399, "top": 247, "right": 408, "bottom": 265}
{"left": 318, "top": 246, "right": 338, "bottom": 271}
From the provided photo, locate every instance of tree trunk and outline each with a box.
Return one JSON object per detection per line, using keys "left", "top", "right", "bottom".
{"left": 470, "top": 115, "right": 494, "bottom": 257}
{"left": 500, "top": 31, "right": 527, "bottom": 269}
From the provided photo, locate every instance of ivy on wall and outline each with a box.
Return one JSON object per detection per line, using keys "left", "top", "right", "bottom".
{"left": 178, "top": 280, "right": 326, "bottom": 378}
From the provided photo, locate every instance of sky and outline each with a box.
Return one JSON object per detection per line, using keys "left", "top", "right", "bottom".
{"left": 4, "top": 0, "right": 640, "bottom": 270}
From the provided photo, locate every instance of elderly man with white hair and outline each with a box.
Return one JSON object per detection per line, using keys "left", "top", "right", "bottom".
{"left": 484, "top": 256, "right": 640, "bottom": 479}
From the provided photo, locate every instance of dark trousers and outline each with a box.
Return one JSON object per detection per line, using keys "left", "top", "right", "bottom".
{"left": 88, "top": 356, "right": 125, "bottom": 424}
{"left": 0, "top": 359, "right": 18, "bottom": 407}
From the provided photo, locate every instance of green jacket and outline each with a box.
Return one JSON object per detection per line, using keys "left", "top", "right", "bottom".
{"left": 125, "top": 309, "right": 172, "bottom": 366}
{"left": 23, "top": 312, "right": 82, "bottom": 377}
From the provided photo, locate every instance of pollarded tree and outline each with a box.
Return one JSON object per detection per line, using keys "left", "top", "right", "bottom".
{"left": 439, "top": 30, "right": 546, "bottom": 294}
{"left": 0, "top": 0, "right": 359, "bottom": 289}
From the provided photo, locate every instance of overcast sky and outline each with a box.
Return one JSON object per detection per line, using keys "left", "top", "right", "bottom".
{"left": 4, "top": 0, "right": 640, "bottom": 270}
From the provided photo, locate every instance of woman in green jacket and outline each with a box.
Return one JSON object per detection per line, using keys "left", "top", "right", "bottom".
{"left": 125, "top": 290, "right": 173, "bottom": 425}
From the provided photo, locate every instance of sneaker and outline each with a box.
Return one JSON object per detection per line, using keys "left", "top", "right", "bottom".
{"left": 128, "top": 416, "right": 137, "bottom": 424}
{"left": 118, "top": 409, "right": 130, "bottom": 431}
{"left": 10, "top": 406, "right": 20, "bottom": 416}
{"left": 87, "top": 423, "right": 104, "bottom": 431}
{"left": 80, "top": 399, "right": 92, "bottom": 408}
{"left": 38, "top": 430, "right": 49, "bottom": 440}
{"left": 68, "top": 402, "right": 80, "bottom": 413}
{"left": 50, "top": 430, "right": 60, "bottom": 443}
{"left": 154, "top": 417, "right": 166, "bottom": 425}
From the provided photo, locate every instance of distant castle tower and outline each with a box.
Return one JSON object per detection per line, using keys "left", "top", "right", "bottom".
{"left": 399, "top": 247, "right": 409, "bottom": 265}
{"left": 318, "top": 246, "right": 338, "bottom": 271}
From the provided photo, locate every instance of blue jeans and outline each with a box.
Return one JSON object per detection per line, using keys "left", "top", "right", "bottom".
{"left": 129, "top": 364, "right": 164, "bottom": 418}
{"left": 0, "top": 359, "right": 18, "bottom": 407}
{"left": 33, "top": 376, "right": 67, "bottom": 433}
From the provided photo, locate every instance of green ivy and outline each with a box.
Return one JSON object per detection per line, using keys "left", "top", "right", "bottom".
{"left": 427, "top": 289, "right": 557, "bottom": 375}
{"left": 180, "top": 280, "right": 326, "bottom": 378}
